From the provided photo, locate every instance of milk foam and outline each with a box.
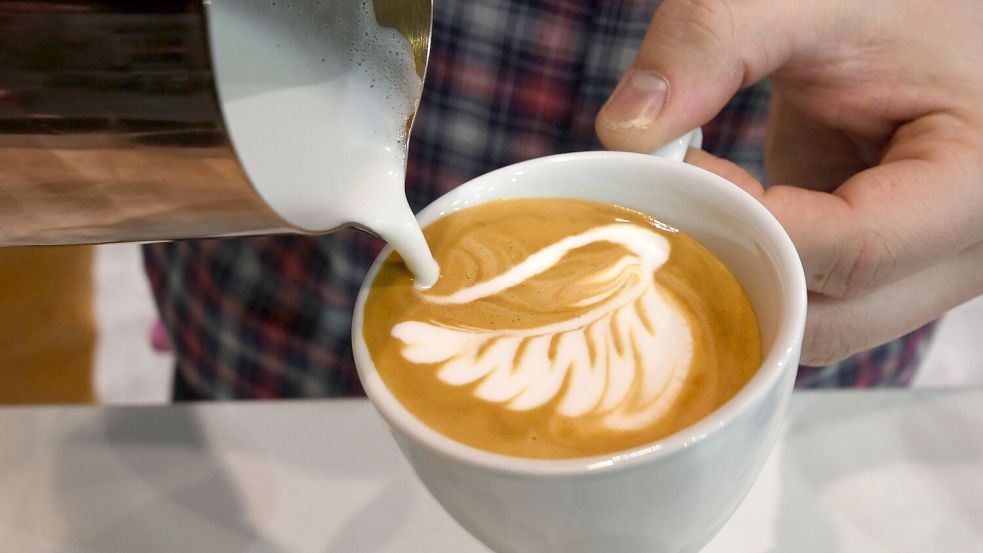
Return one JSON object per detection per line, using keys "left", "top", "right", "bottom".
{"left": 209, "top": 0, "right": 438, "bottom": 287}
{"left": 391, "top": 224, "right": 694, "bottom": 431}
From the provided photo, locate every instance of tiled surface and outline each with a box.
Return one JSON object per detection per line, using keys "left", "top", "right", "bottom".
{"left": 93, "top": 244, "right": 983, "bottom": 405}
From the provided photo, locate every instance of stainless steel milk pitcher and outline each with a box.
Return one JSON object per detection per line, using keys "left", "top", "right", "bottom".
{"left": 0, "top": 0, "right": 431, "bottom": 245}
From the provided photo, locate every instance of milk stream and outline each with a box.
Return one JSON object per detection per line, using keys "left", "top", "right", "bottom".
{"left": 393, "top": 224, "right": 695, "bottom": 431}
{"left": 209, "top": 0, "right": 439, "bottom": 287}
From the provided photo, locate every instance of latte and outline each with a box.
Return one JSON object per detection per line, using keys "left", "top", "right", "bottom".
{"left": 362, "top": 198, "right": 760, "bottom": 459}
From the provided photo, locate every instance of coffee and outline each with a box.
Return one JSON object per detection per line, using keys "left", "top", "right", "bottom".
{"left": 362, "top": 198, "right": 760, "bottom": 459}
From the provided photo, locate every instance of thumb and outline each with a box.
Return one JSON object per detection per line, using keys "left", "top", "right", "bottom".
{"left": 596, "top": 0, "right": 830, "bottom": 152}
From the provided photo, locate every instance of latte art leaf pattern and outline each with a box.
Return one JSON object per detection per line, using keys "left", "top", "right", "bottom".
{"left": 391, "top": 224, "right": 694, "bottom": 431}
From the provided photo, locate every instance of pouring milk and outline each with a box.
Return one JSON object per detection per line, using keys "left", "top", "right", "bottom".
{"left": 208, "top": 0, "right": 439, "bottom": 287}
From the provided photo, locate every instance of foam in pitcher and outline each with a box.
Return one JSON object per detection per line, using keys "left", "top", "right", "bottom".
{"left": 208, "top": 0, "right": 438, "bottom": 286}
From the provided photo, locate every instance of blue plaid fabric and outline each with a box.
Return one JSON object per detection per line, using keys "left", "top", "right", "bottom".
{"left": 143, "top": 0, "right": 935, "bottom": 399}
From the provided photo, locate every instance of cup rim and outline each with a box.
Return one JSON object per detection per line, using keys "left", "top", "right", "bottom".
{"left": 353, "top": 151, "right": 807, "bottom": 477}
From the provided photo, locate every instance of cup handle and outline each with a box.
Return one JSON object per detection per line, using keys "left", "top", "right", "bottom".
{"left": 650, "top": 128, "right": 703, "bottom": 162}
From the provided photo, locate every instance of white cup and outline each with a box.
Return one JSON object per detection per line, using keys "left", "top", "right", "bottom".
{"left": 352, "top": 133, "right": 807, "bottom": 553}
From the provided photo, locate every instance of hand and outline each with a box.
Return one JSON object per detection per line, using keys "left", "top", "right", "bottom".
{"left": 595, "top": 0, "right": 983, "bottom": 365}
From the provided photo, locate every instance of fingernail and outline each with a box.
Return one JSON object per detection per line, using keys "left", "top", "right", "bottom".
{"left": 600, "top": 69, "right": 668, "bottom": 129}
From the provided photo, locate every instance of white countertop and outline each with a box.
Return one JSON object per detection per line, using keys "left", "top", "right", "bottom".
{"left": 1, "top": 390, "right": 981, "bottom": 553}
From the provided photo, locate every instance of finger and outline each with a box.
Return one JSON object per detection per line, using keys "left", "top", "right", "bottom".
{"left": 685, "top": 149, "right": 870, "bottom": 298}
{"left": 801, "top": 241, "right": 983, "bottom": 365}
{"left": 687, "top": 147, "right": 981, "bottom": 366}
{"left": 766, "top": 93, "right": 871, "bottom": 193}
{"left": 800, "top": 113, "right": 983, "bottom": 298}
{"left": 685, "top": 148, "right": 870, "bottom": 299}
{"left": 689, "top": 144, "right": 983, "bottom": 366}
{"left": 684, "top": 148, "right": 764, "bottom": 197}
{"left": 596, "top": 0, "right": 837, "bottom": 153}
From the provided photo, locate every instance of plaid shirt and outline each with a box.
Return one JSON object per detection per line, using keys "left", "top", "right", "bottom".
{"left": 144, "top": 0, "right": 936, "bottom": 400}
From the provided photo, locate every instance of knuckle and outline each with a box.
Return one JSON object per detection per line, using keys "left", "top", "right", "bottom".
{"left": 839, "top": 227, "right": 898, "bottom": 299}
{"left": 659, "top": 0, "right": 737, "bottom": 46}
{"left": 815, "top": 225, "right": 898, "bottom": 300}
{"left": 644, "top": 0, "right": 746, "bottom": 85}
{"left": 802, "top": 307, "right": 858, "bottom": 366}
